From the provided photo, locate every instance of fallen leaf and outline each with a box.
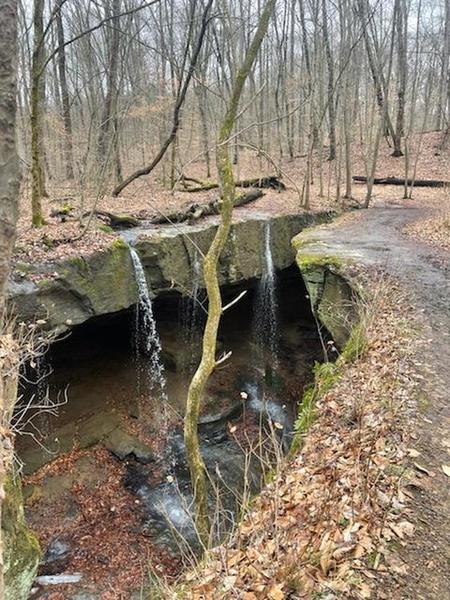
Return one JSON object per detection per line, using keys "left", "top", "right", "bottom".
{"left": 268, "top": 584, "right": 285, "bottom": 600}
{"left": 441, "top": 465, "right": 450, "bottom": 477}
{"left": 407, "top": 448, "right": 421, "bottom": 458}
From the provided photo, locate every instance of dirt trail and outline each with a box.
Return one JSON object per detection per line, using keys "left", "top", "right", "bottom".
{"left": 309, "top": 204, "right": 450, "bottom": 598}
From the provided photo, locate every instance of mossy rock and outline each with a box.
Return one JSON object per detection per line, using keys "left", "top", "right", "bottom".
{"left": 9, "top": 210, "right": 336, "bottom": 334}
{"left": 2, "top": 474, "right": 41, "bottom": 600}
{"left": 294, "top": 251, "right": 357, "bottom": 348}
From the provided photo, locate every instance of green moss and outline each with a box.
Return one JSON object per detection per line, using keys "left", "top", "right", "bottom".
{"left": 36, "top": 277, "right": 53, "bottom": 289}
{"left": 295, "top": 248, "right": 359, "bottom": 349}
{"left": 3, "top": 474, "right": 41, "bottom": 600}
{"left": 60, "top": 202, "right": 74, "bottom": 215}
{"left": 67, "top": 255, "right": 87, "bottom": 270}
{"left": 291, "top": 294, "right": 368, "bottom": 455}
{"left": 98, "top": 224, "right": 114, "bottom": 234}
{"left": 339, "top": 321, "right": 367, "bottom": 363}
{"left": 14, "top": 262, "right": 34, "bottom": 275}
{"left": 296, "top": 253, "right": 347, "bottom": 272}
{"left": 42, "top": 235, "right": 55, "bottom": 249}
{"left": 291, "top": 361, "right": 340, "bottom": 453}
{"left": 110, "top": 237, "right": 128, "bottom": 250}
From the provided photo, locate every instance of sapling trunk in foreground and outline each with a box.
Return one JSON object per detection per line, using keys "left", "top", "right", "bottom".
{"left": 183, "top": 0, "right": 277, "bottom": 546}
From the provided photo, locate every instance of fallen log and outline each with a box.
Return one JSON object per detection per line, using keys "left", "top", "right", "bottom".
{"left": 353, "top": 175, "right": 450, "bottom": 188}
{"left": 181, "top": 175, "right": 285, "bottom": 192}
{"left": 83, "top": 210, "right": 140, "bottom": 229}
{"left": 150, "top": 189, "right": 264, "bottom": 225}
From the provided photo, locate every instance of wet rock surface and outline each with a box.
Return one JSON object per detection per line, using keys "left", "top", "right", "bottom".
{"left": 39, "top": 537, "right": 72, "bottom": 576}
{"left": 17, "top": 250, "right": 324, "bottom": 597}
{"left": 9, "top": 211, "right": 333, "bottom": 334}
{"left": 124, "top": 423, "right": 263, "bottom": 550}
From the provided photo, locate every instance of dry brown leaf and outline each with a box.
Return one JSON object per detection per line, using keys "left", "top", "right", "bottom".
{"left": 268, "top": 584, "right": 285, "bottom": 600}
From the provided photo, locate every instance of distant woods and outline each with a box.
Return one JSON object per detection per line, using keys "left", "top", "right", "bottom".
{"left": 17, "top": 0, "right": 450, "bottom": 224}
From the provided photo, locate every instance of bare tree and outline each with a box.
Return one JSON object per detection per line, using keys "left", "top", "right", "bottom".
{"left": 0, "top": 0, "right": 21, "bottom": 594}
{"left": 30, "top": 0, "right": 47, "bottom": 226}
{"left": 55, "top": 0, "right": 74, "bottom": 180}
{"left": 184, "top": 0, "right": 277, "bottom": 546}
{"left": 112, "top": 0, "right": 214, "bottom": 197}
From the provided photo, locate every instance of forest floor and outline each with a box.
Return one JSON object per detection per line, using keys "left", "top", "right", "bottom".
{"left": 183, "top": 195, "right": 450, "bottom": 599}
{"left": 13, "top": 131, "right": 450, "bottom": 268}
{"left": 303, "top": 203, "right": 450, "bottom": 600}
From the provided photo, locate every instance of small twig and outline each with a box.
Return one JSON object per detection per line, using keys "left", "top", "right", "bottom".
{"left": 222, "top": 290, "right": 247, "bottom": 313}
{"left": 215, "top": 350, "right": 232, "bottom": 367}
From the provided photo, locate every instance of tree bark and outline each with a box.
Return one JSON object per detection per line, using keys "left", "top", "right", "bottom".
{"left": 30, "top": 0, "right": 46, "bottom": 226}
{"left": 55, "top": 0, "right": 74, "bottom": 180}
{"left": 322, "top": 0, "right": 337, "bottom": 161}
{"left": 436, "top": 0, "right": 450, "bottom": 130}
{"left": 0, "top": 1, "right": 21, "bottom": 594}
{"left": 150, "top": 189, "right": 263, "bottom": 224}
{"left": 356, "top": 0, "right": 396, "bottom": 145}
{"left": 392, "top": 0, "right": 407, "bottom": 157}
{"left": 181, "top": 175, "right": 285, "bottom": 192}
{"left": 97, "top": 0, "right": 121, "bottom": 173}
{"left": 184, "top": 0, "right": 277, "bottom": 546}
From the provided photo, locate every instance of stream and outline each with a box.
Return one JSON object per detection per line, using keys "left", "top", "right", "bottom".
{"left": 16, "top": 239, "right": 328, "bottom": 598}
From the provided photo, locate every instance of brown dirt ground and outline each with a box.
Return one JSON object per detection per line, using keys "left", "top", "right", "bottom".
{"left": 15, "top": 131, "right": 450, "bottom": 268}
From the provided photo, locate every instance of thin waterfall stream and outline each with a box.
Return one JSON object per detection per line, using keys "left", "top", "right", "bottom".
{"left": 130, "top": 247, "right": 167, "bottom": 402}
{"left": 17, "top": 246, "right": 327, "bottom": 597}
{"left": 179, "top": 248, "right": 203, "bottom": 376}
{"left": 253, "top": 221, "right": 279, "bottom": 372}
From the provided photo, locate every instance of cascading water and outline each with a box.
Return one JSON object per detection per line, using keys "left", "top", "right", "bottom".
{"left": 179, "top": 249, "right": 203, "bottom": 376}
{"left": 253, "top": 221, "right": 279, "bottom": 367}
{"left": 130, "top": 248, "right": 167, "bottom": 402}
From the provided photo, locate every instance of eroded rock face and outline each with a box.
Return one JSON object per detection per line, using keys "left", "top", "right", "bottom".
{"left": 9, "top": 239, "right": 136, "bottom": 334}
{"left": 9, "top": 212, "right": 333, "bottom": 334}
{"left": 292, "top": 230, "right": 358, "bottom": 348}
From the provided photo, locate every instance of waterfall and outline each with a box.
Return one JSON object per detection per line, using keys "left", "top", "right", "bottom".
{"left": 253, "top": 221, "right": 279, "bottom": 367}
{"left": 130, "top": 248, "right": 167, "bottom": 401}
{"left": 180, "top": 249, "right": 203, "bottom": 376}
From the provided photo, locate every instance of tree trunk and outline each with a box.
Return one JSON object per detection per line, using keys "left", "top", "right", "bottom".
{"left": 0, "top": 1, "right": 21, "bottom": 594}
{"left": 392, "top": 0, "right": 407, "bottom": 157}
{"left": 194, "top": 81, "right": 211, "bottom": 179}
{"left": 436, "top": 0, "right": 450, "bottom": 130}
{"left": 55, "top": 0, "right": 74, "bottom": 180}
{"left": 356, "top": 0, "right": 396, "bottom": 145}
{"left": 97, "top": 0, "right": 121, "bottom": 168}
{"left": 30, "top": 0, "right": 46, "bottom": 227}
{"left": 184, "top": 0, "right": 276, "bottom": 547}
{"left": 322, "top": 0, "right": 337, "bottom": 161}
{"left": 353, "top": 175, "right": 450, "bottom": 188}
